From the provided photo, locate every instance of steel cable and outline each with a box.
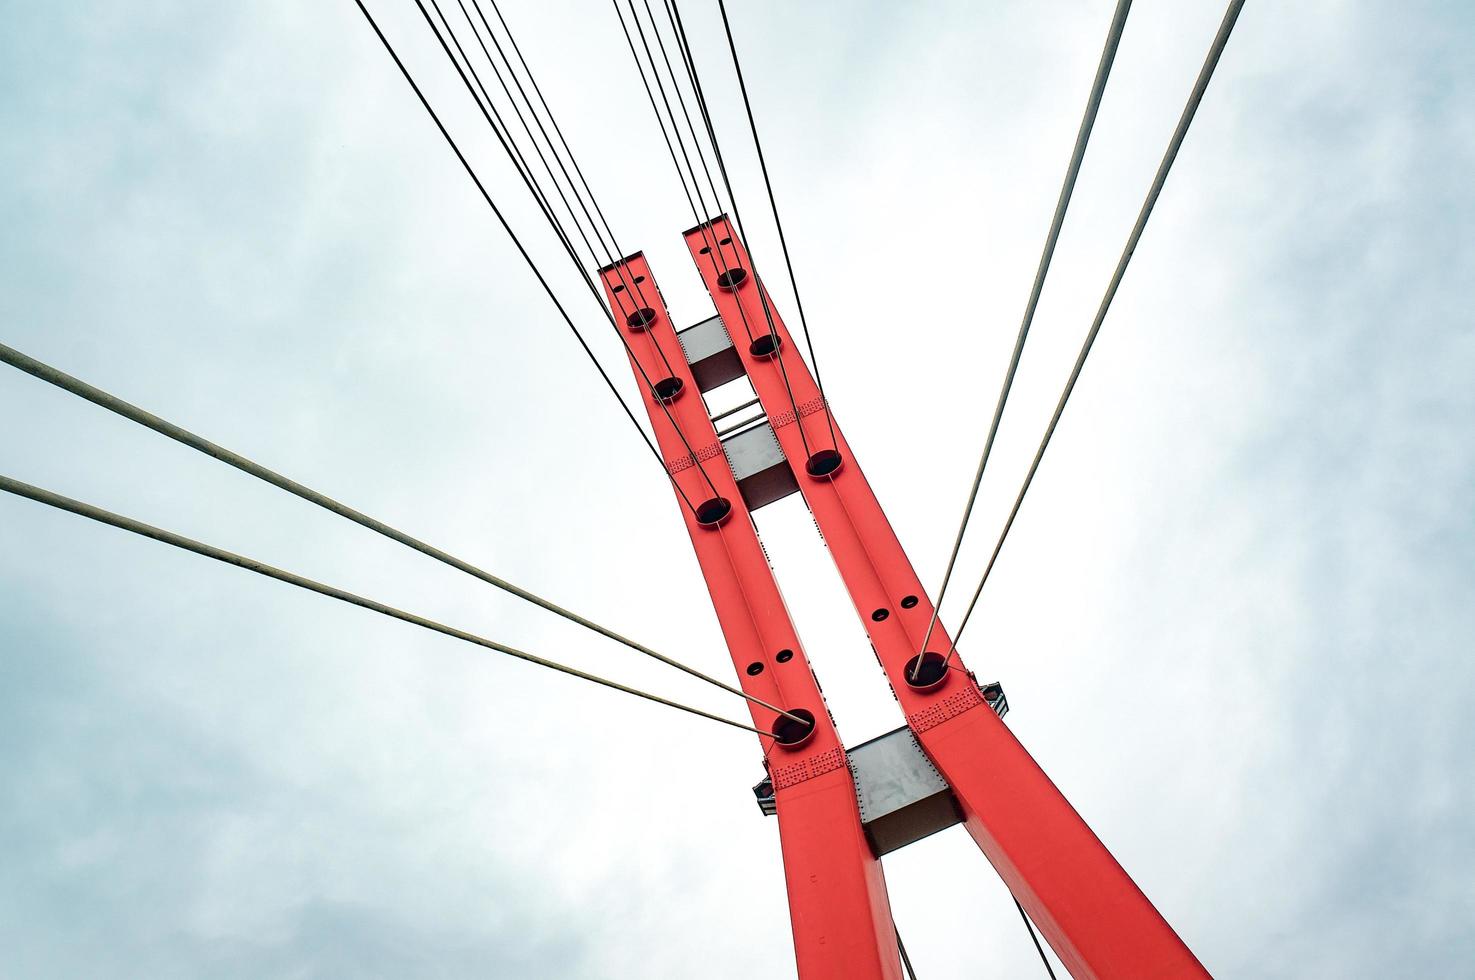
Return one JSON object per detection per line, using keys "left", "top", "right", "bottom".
{"left": 707, "top": 0, "right": 840, "bottom": 449}
{"left": 348, "top": 0, "right": 691, "bottom": 507}
{"left": 663, "top": 0, "right": 835, "bottom": 454}
{"left": 1014, "top": 898, "right": 1059, "bottom": 980}
{"left": 629, "top": 0, "right": 815, "bottom": 461}
{"left": 390, "top": 0, "right": 726, "bottom": 507}
{"left": 0, "top": 342, "right": 804, "bottom": 725}
{"left": 913, "top": 0, "right": 1134, "bottom": 679}
{"left": 0, "top": 474, "right": 772, "bottom": 738}
{"left": 946, "top": 0, "right": 1247, "bottom": 659}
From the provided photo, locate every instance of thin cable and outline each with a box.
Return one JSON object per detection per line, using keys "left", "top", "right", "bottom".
{"left": 635, "top": 0, "right": 814, "bottom": 462}
{"left": 0, "top": 474, "right": 772, "bottom": 739}
{"left": 1014, "top": 898, "right": 1059, "bottom": 980}
{"left": 391, "top": 0, "right": 724, "bottom": 506}
{"left": 469, "top": 0, "right": 654, "bottom": 317}
{"left": 348, "top": 0, "right": 687, "bottom": 507}
{"left": 621, "top": 0, "right": 748, "bottom": 346}
{"left": 895, "top": 923, "right": 919, "bottom": 980}
{"left": 913, "top": 0, "right": 1133, "bottom": 679}
{"left": 0, "top": 342, "right": 805, "bottom": 726}
{"left": 711, "top": 0, "right": 837, "bottom": 447}
{"left": 663, "top": 0, "right": 832, "bottom": 454}
{"left": 947, "top": 0, "right": 1246, "bottom": 658}
{"left": 482, "top": 0, "right": 651, "bottom": 310}
{"left": 453, "top": 0, "right": 666, "bottom": 378}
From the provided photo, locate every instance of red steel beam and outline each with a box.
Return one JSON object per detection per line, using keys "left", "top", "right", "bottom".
{"left": 597, "top": 255, "right": 901, "bottom": 980}
{"left": 682, "top": 217, "right": 1209, "bottom": 980}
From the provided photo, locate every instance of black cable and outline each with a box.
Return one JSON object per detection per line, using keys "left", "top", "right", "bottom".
{"left": 947, "top": 0, "right": 1247, "bottom": 657}
{"left": 619, "top": 0, "right": 747, "bottom": 344}
{"left": 895, "top": 923, "right": 920, "bottom": 980}
{"left": 914, "top": 0, "right": 1133, "bottom": 679}
{"left": 0, "top": 474, "right": 774, "bottom": 738}
{"left": 348, "top": 0, "right": 689, "bottom": 508}
{"left": 632, "top": 0, "right": 815, "bottom": 462}
{"left": 453, "top": 0, "right": 664, "bottom": 373}
{"left": 706, "top": 0, "right": 839, "bottom": 449}
{"left": 1014, "top": 898, "right": 1059, "bottom": 980}
{"left": 468, "top": 0, "right": 655, "bottom": 319}
{"left": 393, "top": 0, "right": 725, "bottom": 506}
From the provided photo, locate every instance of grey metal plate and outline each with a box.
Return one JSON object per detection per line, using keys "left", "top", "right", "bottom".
{"left": 721, "top": 421, "right": 798, "bottom": 511}
{"left": 848, "top": 726, "right": 962, "bottom": 855}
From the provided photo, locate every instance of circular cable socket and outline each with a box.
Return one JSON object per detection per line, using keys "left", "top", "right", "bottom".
{"left": 775, "top": 649, "right": 794, "bottom": 663}
{"left": 900, "top": 595, "right": 919, "bottom": 609}
{"left": 716, "top": 267, "right": 749, "bottom": 291}
{"left": 771, "top": 708, "right": 816, "bottom": 748}
{"left": 749, "top": 334, "right": 781, "bottom": 359}
{"left": 626, "top": 307, "right": 658, "bottom": 330}
{"left": 871, "top": 607, "right": 890, "bottom": 622}
{"left": 805, "top": 449, "right": 844, "bottom": 478}
{"left": 746, "top": 661, "right": 765, "bottom": 676}
{"left": 695, "top": 496, "right": 733, "bottom": 527}
{"left": 653, "top": 377, "right": 685, "bottom": 403}
{"left": 903, "top": 652, "right": 949, "bottom": 691}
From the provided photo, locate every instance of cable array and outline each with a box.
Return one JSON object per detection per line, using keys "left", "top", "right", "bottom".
{"left": 0, "top": 342, "right": 803, "bottom": 726}
{"left": 712, "top": 0, "right": 837, "bottom": 445}
{"left": 614, "top": 0, "right": 827, "bottom": 461}
{"left": 0, "top": 475, "right": 770, "bottom": 738}
{"left": 913, "top": 0, "right": 1134, "bottom": 679}
{"left": 945, "top": 0, "right": 1246, "bottom": 659}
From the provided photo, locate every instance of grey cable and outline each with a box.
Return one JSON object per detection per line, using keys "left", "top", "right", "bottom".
{"left": 0, "top": 474, "right": 772, "bottom": 738}
{"left": 0, "top": 342, "right": 804, "bottom": 726}
{"left": 947, "top": 0, "right": 1246, "bottom": 658}
{"left": 914, "top": 0, "right": 1133, "bottom": 679}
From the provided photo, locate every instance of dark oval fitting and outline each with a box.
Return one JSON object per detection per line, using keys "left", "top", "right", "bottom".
{"left": 775, "top": 649, "right": 794, "bottom": 663}
{"left": 805, "top": 449, "right": 844, "bottom": 478}
{"left": 749, "top": 334, "right": 781, "bottom": 358}
{"left": 695, "top": 496, "right": 733, "bottom": 527}
{"left": 904, "top": 652, "right": 949, "bottom": 691}
{"left": 716, "top": 267, "right": 749, "bottom": 291}
{"left": 771, "top": 708, "right": 816, "bottom": 748}
{"left": 626, "top": 307, "right": 657, "bottom": 330}
{"left": 746, "top": 661, "right": 765, "bottom": 676}
{"left": 653, "top": 377, "right": 684, "bottom": 402}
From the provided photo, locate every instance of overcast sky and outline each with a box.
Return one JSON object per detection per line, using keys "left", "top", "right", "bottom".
{"left": 2, "top": 1, "right": 1472, "bottom": 977}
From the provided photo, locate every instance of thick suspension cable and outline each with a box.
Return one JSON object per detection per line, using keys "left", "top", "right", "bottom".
{"left": 0, "top": 342, "right": 804, "bottom": 725}
{"left": 0, "top": 474, "right": 772, "bottom": 738}
{"left": 913, "top": 0, "right": 1133, "bottom": 678}
{"left": 1014, "top": 898, "right": 1059, "bottom": 980}
{"left": 947, "top": 0, "right": 1246, "bottom": 658}
{"left": 711, "top": 0, "right": 836, "bottom": 441}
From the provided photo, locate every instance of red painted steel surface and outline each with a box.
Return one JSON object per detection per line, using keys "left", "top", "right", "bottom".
{"left": 598, "top": 256, "right": 901, "bottom": 980}
{"left": 681, "top": 218, "right": 1210, "bottom": 980}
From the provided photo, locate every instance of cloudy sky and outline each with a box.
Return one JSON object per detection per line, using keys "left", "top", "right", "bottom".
{"left": 2, "top": 1, "right": 1472, "bottom": 977}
